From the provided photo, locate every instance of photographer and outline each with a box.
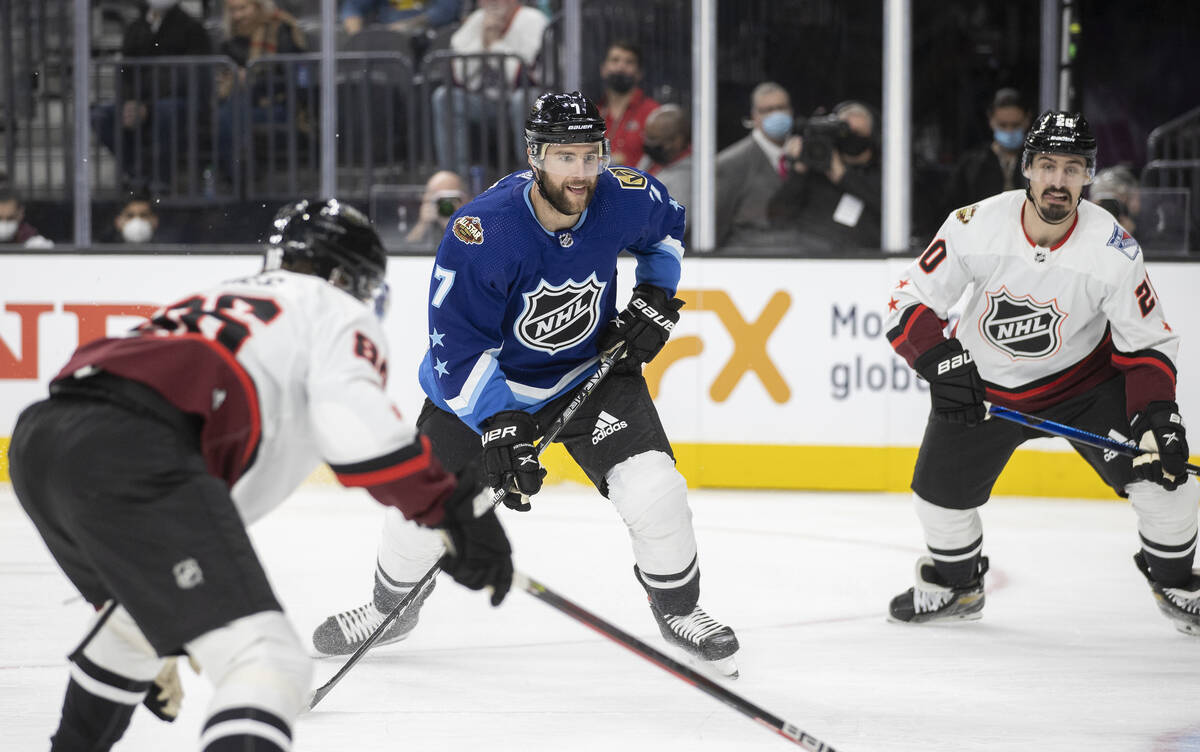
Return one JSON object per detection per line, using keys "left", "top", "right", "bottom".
{"left": 767, "top": 100, "right": 882, "bottom": 254}
{"left": 406, "top": 170, "right": 467, "bottom": 250}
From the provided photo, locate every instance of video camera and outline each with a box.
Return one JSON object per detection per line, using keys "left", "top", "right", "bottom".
{"left": 792, "top": 114, "right": 852, "bottom": 173}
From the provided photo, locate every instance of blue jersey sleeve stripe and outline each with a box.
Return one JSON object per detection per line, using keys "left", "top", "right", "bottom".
{"left": 507, "top": 356, "right": 600, "bottom": 404}
{"left": 651, "top": 235, "right": 685, "bottom": 262}
{"left": 445, "top": 350, "right": 500, "bottom": 415}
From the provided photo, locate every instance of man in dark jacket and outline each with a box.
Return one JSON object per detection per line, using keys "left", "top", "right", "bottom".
{"left": 91, "top": 0, "right": 213, "bottom": 190}
{"left": 939, "top": 88, "right": 1033, "bottom": 219}
{"left": 768, "top": 100, "right": 882, "bottom": 254}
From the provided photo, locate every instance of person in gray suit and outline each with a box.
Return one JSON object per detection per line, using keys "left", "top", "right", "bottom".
{"left": 714, "top": 82, "right": 793, "bottom": 248}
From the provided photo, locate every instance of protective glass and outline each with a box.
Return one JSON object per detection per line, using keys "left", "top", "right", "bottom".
{"left": 530, "top": 141, "right": 612, "bottom": 177}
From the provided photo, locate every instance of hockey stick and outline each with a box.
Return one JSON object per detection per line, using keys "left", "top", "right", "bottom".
{"left": 987, "top": 404, "right": 1199, "bottom": 476}
{"left": 516, "top": 572, "right": 838, "bottom": 750}
{"left": 308, "top": 344, "right": 626, "bottom": 710}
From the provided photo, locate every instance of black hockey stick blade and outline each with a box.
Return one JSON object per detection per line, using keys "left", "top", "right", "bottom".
{"left": 988, "top": 404, "right": 1199, "bottom": 476}
{"left": 515, "top": 572, "right": 838, "bottom": 750}
{"left": 307, "top": 564, "right": 439, "bottom": 710}
{"left": 308, "top": 345, "right": 627, "bottom": 710}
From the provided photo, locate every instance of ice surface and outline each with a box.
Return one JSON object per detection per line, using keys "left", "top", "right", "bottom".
{"left": 4, "top": 482, "right": 1200, "bottom": 751}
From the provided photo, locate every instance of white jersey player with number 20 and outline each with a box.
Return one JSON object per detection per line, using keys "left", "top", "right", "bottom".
{"left": 884, "top": 111, "right": 1200, "bottom": 633}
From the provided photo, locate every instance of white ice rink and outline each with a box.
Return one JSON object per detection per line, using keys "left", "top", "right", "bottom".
{"left": 4, "top": 481, "right": 1200, "bottom": 752}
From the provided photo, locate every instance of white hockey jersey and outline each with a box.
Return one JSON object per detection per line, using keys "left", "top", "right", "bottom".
{"left": 886, "top": 190, "right": 1178, "bottom": 416}
{"left": 54, "top": 270, "right": 454, "bottom": 525}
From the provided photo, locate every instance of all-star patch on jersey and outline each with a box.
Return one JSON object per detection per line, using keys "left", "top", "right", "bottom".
{"left": 420, "top": 166, "right": 686, "bottom": 431}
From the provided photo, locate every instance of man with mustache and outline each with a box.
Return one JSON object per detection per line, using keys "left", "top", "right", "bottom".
{"left": 884, "top": 111, "right": 1200, "bottom": 634}
{"left": 313, "top": 91, "right": 742, "bottom": 677}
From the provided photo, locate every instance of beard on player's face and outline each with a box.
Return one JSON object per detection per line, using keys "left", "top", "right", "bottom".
{"left": 1034, "top": 182, "right": 1078, "bottom": 223}
{"left": 537, "top": 171, "right": 596, "bottom": 216}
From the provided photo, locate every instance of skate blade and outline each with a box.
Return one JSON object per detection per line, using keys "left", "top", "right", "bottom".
{"left": 1172, "top": 621, "right": 1200, "bottom": 636}
{"left": 706, "top": 654, "right": 740, "bottom": 679}
{"left": 887, "top": 611, "right": 983, "bottom": 625}
{"left": 667, "top": 644, "right": 739, "bottom": 680}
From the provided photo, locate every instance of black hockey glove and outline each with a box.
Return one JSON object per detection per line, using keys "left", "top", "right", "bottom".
{"left": 437, "top": 463, "right": 513, "bottom": 606}
{"left": 1131, "top": 401, "right": 1189, "bottom": 491}
{"left": 480, "top": 410, "right": 544, "bottom": 512}
{"left": 915, "top": 338, "right": 987, "bottom": 427}
{"left": 597, "top": 284, "right": 685, "bottom": 367}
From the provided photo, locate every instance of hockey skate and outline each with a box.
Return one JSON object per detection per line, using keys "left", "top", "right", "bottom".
{"left": 888, "top": 555, "right": 988, "bottom": 624}
{"left": 649, "top": 600, "right": 741, "bottom": 679}
{"left": 312, "top": 575, "right": 436, "bottom": 657}
{"left": 1133, "top": 552, "right": 1200, "bottom": 635}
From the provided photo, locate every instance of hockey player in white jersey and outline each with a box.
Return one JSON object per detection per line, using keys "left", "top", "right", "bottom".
{"left": 8, "top": 199, "right": 513, "bottom": 751}
{"left": 885, "top": 111, "right": 1200, "bottom": 633}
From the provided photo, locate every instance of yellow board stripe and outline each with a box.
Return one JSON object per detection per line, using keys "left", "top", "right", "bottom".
{"left": 538, "top": 443, "right": 1125, "bottom": 500}
{"left": 0, "top": 435, "right": 1174, "bottom": 500}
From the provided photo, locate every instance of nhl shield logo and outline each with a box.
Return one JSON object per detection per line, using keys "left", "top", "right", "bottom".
{"left": 514, "top": 273, "right": 606, "bottom": 354}
{"left": 979, "top": 287, "right": 1066, "bottom": 359}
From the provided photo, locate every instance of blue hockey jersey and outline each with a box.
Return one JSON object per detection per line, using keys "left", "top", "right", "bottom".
{"left": 417, "top": 166, "right": 686, "bottom": 432}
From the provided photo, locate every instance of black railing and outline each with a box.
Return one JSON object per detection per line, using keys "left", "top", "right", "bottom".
{"left": 91, "top": 56, "right": 238, "bottom": 202}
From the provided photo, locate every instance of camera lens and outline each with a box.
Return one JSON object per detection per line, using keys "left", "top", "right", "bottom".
{"left": 436, "top": 198, "right": 458, "bottom": 217}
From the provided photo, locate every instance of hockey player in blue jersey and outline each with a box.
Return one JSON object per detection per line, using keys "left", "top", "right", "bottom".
{"left": 313, "top": 91, "right": 741, "bottom": 675}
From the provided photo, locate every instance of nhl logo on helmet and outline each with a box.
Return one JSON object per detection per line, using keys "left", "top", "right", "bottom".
{"left": 453, "top": 216, "right": 484, "bottom": 245}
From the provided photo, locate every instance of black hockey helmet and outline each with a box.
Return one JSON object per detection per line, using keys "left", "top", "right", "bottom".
{"left": 1022, "top": 110, "right": 1097, "bottom": 174}
{"left": 525, "top": 91, "right": 610, "bottom": 161}
{"left": 264, "top": 198, "right": 388, "bottom": 308}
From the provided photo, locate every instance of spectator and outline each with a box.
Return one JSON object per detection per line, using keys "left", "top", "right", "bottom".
{"left": 215, "top": 0, "right": 309, "bottom": 184}
{"left": 768, "top": 100, "right": 882, "bottom": 253}
{"left": 340, "top": 0, "right": 462, "bottom": 35}
{"left": 1090, "top": 165, "right": 1141, "bottom": 233}
{"left": 597, "top": 41, "right": 659, "bottom": 167}
{"left": 639, "top": 104, "right": 692, "bottom": 211}
{"left": 941, "top": 88, "right": 1032, "bottom": 217}
{"left": 101, "top": 195, "right": 163, "bottom": 244}
{"left": 90, "top": 0, "right": 212, "bottom": 191}
{"left": 404, "top": 170, "right": 467, "bottom": 249}
{"left": 0, "top": 191, "right": 53, "bottom": 248}
{"left": 714, "top": 82, "right": 792, "bottom": 247}
{"left": 432, "top": 0, "right": 547, "bottom": 176}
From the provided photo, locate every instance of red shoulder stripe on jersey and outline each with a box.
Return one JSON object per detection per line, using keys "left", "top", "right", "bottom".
{"left": 333, "top": 435, "right": 435, "bottom": 487}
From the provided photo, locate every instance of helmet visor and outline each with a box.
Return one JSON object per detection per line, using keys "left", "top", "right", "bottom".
{"left": 530, "top": 140, "right": 612, "bottom": 177}
{"left": 1024, "top": 153, "right": 1094, "bottom": 185}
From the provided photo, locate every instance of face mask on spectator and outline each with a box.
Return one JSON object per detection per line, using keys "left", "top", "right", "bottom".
{"left": 121, "top": 217, "right": 154, "bottom": 243}
{"left": 147, "top": 0, "right": 178, "bottom": 9}
{"left": 0, "top": 220, "right": 18, "bottom": 241}
{"left": 760, "top": 111, "right": 792, "bottom": 142}
{"left": 603, "top": 73, "right": 636, "bottom": 95}
{"left": 994, "top": 127, "right": 1025, "bottom": 150}
{"left": 642, "top": 142, "right": 671, "bottom": 166}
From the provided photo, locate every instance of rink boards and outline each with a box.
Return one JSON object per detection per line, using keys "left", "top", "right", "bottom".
{"left": 1, "top": 253, "right": 1196, "bottom": 498}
